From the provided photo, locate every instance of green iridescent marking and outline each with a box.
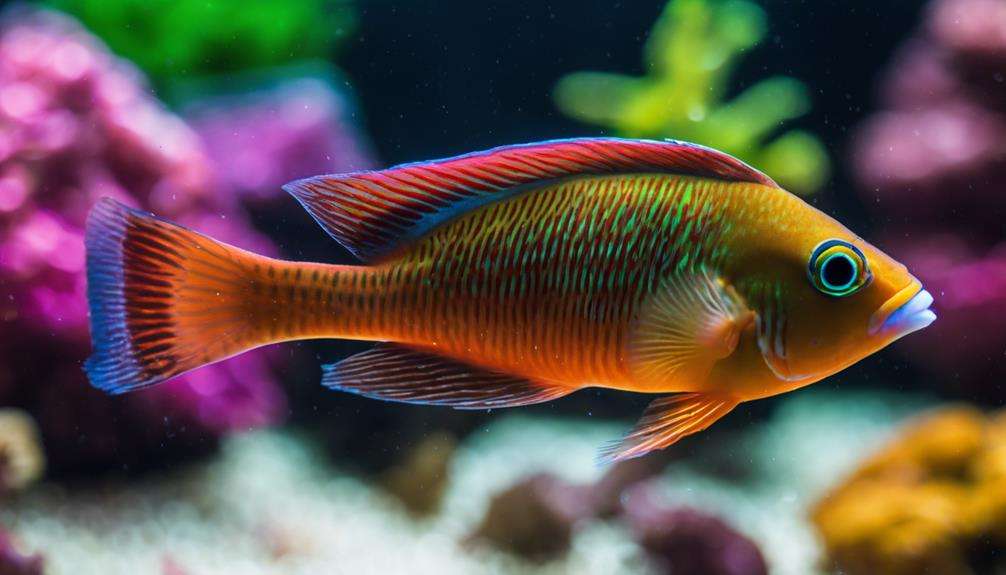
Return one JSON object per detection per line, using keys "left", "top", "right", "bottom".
{"left": 661, "top": 203, "right": 677, "bottom": 231}
{"left": 677, "top": 251, "right": 691, "bottom": 271}
{"left": 671, "top": 199, "right": 686, "bottom": 232}
{"left": 624, "top": 209, "right": 639, "bottom": 234}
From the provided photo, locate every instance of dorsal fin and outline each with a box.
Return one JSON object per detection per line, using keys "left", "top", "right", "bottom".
{"left": 283, "top": 137, "right": 778, "bottom": 261}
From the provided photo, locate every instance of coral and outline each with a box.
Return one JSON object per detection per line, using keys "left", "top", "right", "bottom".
{"left": 0, "top": 8, "right": 286, "bottom": 473}
{"left": 553, "top": 0, "right": 829, "bottom": 194}
{"left": 0, "top": 409, "right": 44, "bottom": 494}
{"left": 44, "top": 0, "right": 356, "bottom": 85}
{"left": 621, "top": 485, "right": 767, "bottom": 575}
{"left": 0, "top": 527, "right": 43, "bottom": 575}
{"left": 380, "top": 431, "right": 457, "bottom": 517}
{"left": 465, "top": 472, "right": 593, "bottom": 562}
{"left": 851, "top": 0, "right": 1006, "bottom": 397}
{"left": 812, "top": 406, "right": 1006, "bottom": 575}
{"left": 184, "top": 72, "right": 375, "bottom": 205}
{"left": 929, "top": 0, "right": 1006, "bottom": 68}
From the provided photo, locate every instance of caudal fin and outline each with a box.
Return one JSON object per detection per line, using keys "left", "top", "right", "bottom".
{"left": 85, "top": 199, "right": 280, "bottom": 394}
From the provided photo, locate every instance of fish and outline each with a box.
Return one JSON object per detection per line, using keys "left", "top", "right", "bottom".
{"left": 83, "top": 138, "right": 936, "bottom": 461}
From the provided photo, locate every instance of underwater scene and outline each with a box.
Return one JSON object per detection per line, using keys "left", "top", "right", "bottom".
{"left": 0, "top": 0, "right": 1004, "bottom": 573}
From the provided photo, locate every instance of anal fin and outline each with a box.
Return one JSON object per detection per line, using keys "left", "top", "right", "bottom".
{"left": 322, "top": 344, "right": 574, "bottom": 409}
{"left": 601, "top": 393, "right": 739, "bottom": 462}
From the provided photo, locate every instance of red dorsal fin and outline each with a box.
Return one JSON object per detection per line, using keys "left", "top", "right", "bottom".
{"left": 283, "top": 137, "right": 778, "bottom": 261}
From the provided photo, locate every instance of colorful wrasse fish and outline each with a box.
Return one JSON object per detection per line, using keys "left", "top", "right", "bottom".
{"left": 84, "top": 138, "right": 936, "bottom": 461}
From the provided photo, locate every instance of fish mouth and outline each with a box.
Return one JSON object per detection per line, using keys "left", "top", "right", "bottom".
{"left": 868, "top": 280, "right": 937, "bottom": 340}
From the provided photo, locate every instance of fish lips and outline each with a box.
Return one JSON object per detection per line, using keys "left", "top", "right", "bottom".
{"left": 868, "top": 281, "right": 937, "bottom": 340}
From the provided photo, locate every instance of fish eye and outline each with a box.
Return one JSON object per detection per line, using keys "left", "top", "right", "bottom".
{"left": 808, "top": 239, "right": 871, "bottom": 297}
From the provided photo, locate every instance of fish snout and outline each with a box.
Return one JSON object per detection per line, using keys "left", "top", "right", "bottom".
{"left": 868, "top": 279, "right": 937, "bottom": 340}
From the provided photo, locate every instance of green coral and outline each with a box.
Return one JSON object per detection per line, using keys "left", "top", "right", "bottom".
{"left": 554, "top": 0, "right": 829, "bottom": 195}
{"left": 46, "top": 0, "right": 355, "bottom": 84}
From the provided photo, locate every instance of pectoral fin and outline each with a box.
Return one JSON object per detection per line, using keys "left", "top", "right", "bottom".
{"left": 322, "top": 344, "right": 574, "bottom": 409}
{"left": 600, "top": 393, "right": 739, "bottom": 462}
{"left": 630, "top": 269, "right": 753, "bottom": 388}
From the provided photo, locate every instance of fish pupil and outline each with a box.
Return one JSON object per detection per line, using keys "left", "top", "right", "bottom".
{"left": 822, "top": 254, "right": 856, "bottom": 289}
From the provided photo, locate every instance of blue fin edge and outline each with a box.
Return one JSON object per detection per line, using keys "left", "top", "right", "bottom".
{"left": 83, "top": 199, "right": 150, "bottom": 394}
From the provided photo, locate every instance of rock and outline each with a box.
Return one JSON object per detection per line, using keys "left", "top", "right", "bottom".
{"left": 381, "top": 432, "right": 457, "bottom": 517}
{"left": 0, "top": 409, "right": 44, "bottom": 494}
{"left": 621, "top": 485, "right": 767, "bottom": 575}
{"left": 465, "top": 473, "right": 592, "bottom": 562}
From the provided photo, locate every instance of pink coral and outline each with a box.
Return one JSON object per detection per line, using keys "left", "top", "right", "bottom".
{"left": 186, "top": 76, "right": 375, "bottom": 204}
{"left": 887, "top": 238, "right": 1006, "bottom": 388}
{"left": 852, "top": 0, "right": 1006, "bottom": 396}
{"left": 929, "top": 0, "right": 1006, "bottom": 61}
{"left": 0, "top": 8, "right": 287, "bottom": 472}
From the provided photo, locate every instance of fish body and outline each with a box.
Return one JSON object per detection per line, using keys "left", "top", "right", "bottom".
{"left": 342, "top": 173, "right": 745, "bottom": 390}
{"left": 329, "top": 174, "right": 792, "bottom": 393}
{"left": 83, "top": 138, "right": 935, "bottom": 461}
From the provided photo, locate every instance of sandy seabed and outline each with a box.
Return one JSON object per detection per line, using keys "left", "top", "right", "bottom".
{"left": 0, "top": 388, "right": 928, "bottom": 575}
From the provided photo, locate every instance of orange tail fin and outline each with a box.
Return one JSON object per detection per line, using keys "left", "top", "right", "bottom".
{"left": 84, "top": 199, "right": 335, "bottom": 393}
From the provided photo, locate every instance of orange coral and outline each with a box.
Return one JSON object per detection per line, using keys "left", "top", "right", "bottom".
{"left": 812, "top": 406, "right": 1006, "bottom": 575}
